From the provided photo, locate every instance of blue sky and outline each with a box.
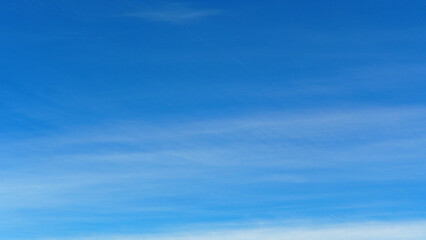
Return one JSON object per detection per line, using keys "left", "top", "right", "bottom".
{"left": 1, "top": 0, "right": 426, "bottom": 239}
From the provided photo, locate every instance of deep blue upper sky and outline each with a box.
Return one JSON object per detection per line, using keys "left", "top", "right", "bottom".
{"left": 1, "top": 1, "right": 426, "bottom": 239}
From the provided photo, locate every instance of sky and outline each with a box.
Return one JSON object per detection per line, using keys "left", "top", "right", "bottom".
{"left": 1, "top": 0, "right": 426, "bottom": 239}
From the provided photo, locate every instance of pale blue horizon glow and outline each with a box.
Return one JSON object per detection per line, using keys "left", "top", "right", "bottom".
{"left": 1, "top": 0, "right": 426, "bottom": 239}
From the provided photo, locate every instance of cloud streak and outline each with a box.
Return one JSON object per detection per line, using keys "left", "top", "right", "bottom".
{"left": 124, "top": 7, "right": 222, "bottom": 23}
{"left": 2, "top": 107, "right": 426, "bottom": 203}
{"left": 42, "top": 221, "right": 426, "bottom": 240}
{"left": 1, "top": 106, "right": 426, "bottom": 238}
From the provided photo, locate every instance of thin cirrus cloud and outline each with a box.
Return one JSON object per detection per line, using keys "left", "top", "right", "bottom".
{"left": 41, "top": 221, "right": 426, "bottom": 240}
{"left": 2, "top": 106, "right": 426, "bottom": 239}
{"left": 124, "top": 6, "right": 222, "bottom": 23}
{"left": 2, "top": 106, "right": 426, "bottom": 210}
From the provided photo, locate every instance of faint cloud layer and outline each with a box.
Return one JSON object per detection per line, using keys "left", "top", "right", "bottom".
{"left": 125, "top": 7, "right": 222, "bottom": 23}
{"left": 2, "top": 107, "right": 426, "bottom": 238}
{"left": 2, "top": 106, "right": 426, "bottom": 210}
{"left": 46, "top": 221, "right": 426, "bottom": 240}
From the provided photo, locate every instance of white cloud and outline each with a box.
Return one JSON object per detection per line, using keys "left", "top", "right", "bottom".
{"left": 42, "top": 221, "right": 426, "bottom": 240}
{"left": 124, "top": 6, "right": 222, "bottom": 23}
{"left": 1, "top": 106, "right": 426, "bottom": 211}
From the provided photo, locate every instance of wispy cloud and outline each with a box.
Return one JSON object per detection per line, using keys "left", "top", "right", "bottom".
{"left": 1, "top": 106, "right": 426, "bottom": 236}
{"left": 124, "top": 5, "right": 222, "bottom": 23}
{"left": 41, "top": 221, "right": 426, "bottom": 240}
{"left": 2, "top": 106, "right": 426, "bottom": 201}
